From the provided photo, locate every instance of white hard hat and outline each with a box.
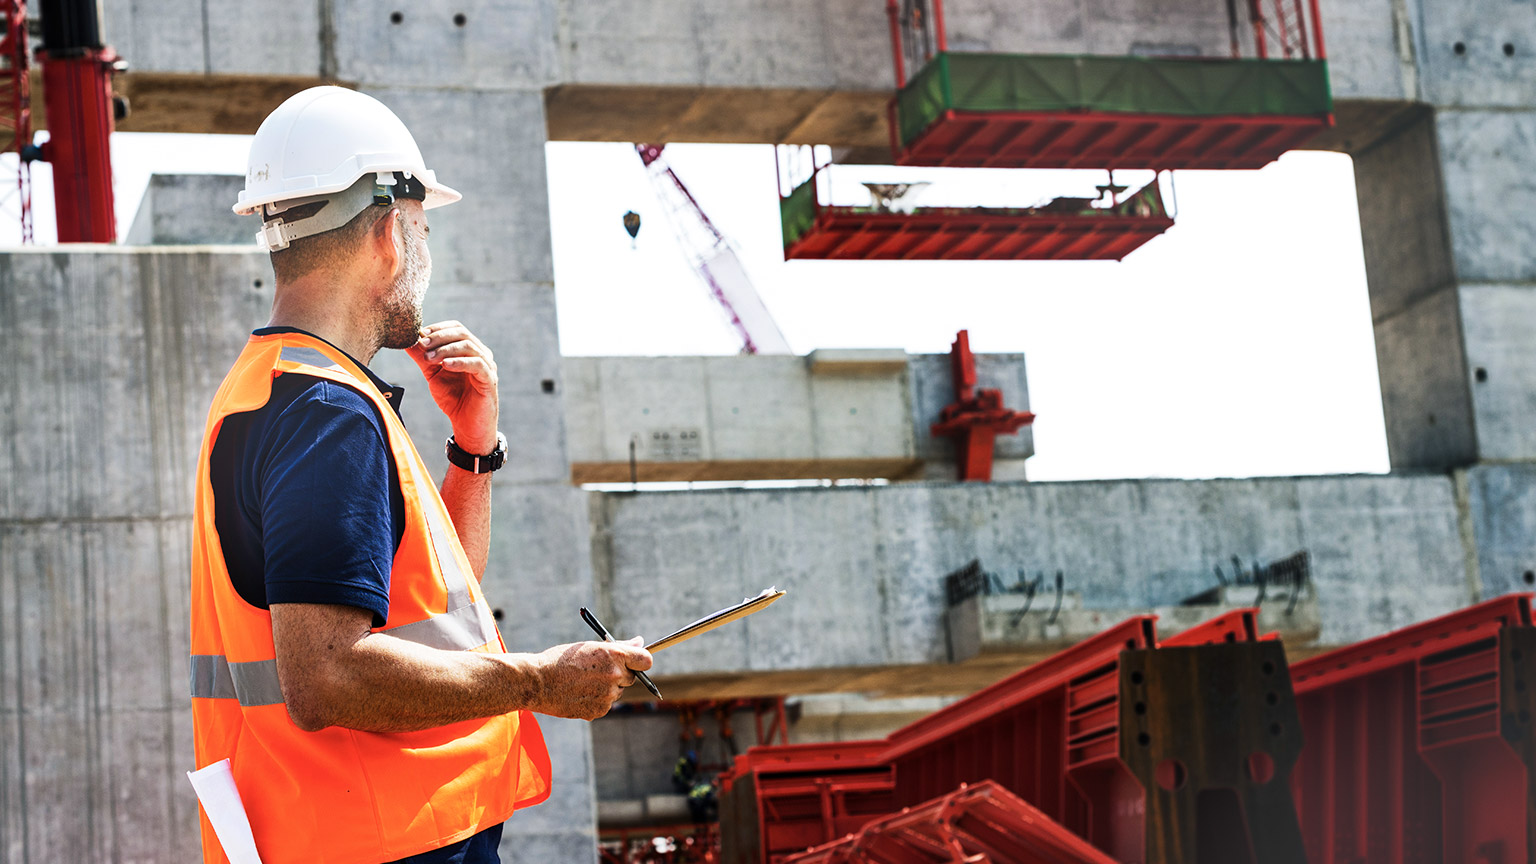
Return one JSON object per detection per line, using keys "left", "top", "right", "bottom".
{"left": 235, "top": 86, "right": 460, "bottom": 249}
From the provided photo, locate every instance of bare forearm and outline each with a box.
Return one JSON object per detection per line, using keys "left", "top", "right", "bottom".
{"left": 271, "top": 603, "right": 653, "bottom": 732}
{"left": 441, "top": 466, "right": 491, "bottom": 579}
{"left": 285, "top": 632, "right": 542, "bottom": 733}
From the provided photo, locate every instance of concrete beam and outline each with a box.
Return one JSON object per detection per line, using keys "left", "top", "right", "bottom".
{"left": 124, "top": 174, "right": 253, "bottom": 246}
{"left": 563, "top": 352, "right": 1032, "bottom": 484}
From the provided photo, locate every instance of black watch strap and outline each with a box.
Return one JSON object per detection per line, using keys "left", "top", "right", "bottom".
{"left": 446, "top": 432, "right": 507, "bottom": 473}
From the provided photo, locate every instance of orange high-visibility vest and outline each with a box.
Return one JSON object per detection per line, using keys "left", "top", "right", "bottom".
{"left": 189, "top": 332, "right": 551, "bottom": 864}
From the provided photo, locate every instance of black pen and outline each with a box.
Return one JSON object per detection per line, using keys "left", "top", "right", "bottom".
{"left": 579, "top": 607, "right": 662, "bottom": 700}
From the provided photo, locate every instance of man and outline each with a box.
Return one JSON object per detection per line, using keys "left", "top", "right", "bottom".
{"left": 189, "top": 86, "right": 652, "bottom": 864}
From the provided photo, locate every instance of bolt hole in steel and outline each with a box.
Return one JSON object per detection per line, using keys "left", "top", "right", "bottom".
{"left": 1262, "top": 660, "right": 1275, "bottom": 676}
{"left": 1506, "top": 43, "right": 1516, "bottom": 56}
{"left": 1155, "top": 759, "right": 1186, "bottom": 791}
{"left": 390, "top": 11, "right": 403, "bottom": 24}
{"left": 1246, "top": 752, "right": 1275, "bottom": 785}
{"left": 1134, "top": 701, "right": 1147, "bottom": 715}
{"left": 454, "top": 12, "right": 467, "bottom": 27}
{"left": 1454, "top": 41, "right": 1467, "bottom": 55}
{"left": 1131, "top": 671, "right": 1144, "bottom": 685}
{"left": 1269, "top": 722, "right": 1283, "bottom": 736}
{"left": 1225, "top": 632, "right": 1237, "bottom": 642}
{"left": 1476, "top": 367, "right": 1489, "bottom": 383}
{"left": 1137, "top": 732, "right": 1151, "bottom": 746}
{"left": 1266, "top": 691, "right": 1279, "bottom": 706}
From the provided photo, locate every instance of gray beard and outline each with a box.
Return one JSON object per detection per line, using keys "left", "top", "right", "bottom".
{"left": 378, "top": 227, "right": 431, "bottom": 350}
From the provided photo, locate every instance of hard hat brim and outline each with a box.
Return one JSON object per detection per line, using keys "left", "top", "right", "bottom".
{"left": 234, "top": 171, "right": 461, "bottom": 216}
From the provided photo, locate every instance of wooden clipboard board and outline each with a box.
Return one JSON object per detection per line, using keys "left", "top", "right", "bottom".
{"left": 646, "top": 587, "right": 787, "bottom": 653}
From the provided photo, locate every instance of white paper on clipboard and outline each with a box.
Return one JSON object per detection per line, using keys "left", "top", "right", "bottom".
{"left": 645, "top": 587, "right": 787, "bottom": 653}
{"left": 186, "top": 759, "right": 264, "bottom": 864}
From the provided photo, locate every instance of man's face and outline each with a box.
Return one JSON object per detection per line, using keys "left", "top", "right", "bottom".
{"left": 379, "top": 206, "right": 433, "bottom": 350}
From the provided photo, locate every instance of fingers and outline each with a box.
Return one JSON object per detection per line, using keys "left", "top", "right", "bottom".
{"left": 537, "top": 641, "right": 657, "bottom": 721}
{"left": 419, "top": 321, "right": 492, "bottom": 363}
{"left": 610, "top": 641, "right": 654, "bottom": 672}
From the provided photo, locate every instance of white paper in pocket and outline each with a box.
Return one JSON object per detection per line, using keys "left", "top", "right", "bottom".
{"left": 186, "top": 758, "right": 264, "bottom": 864}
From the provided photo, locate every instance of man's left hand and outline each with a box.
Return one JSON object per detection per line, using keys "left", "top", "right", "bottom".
{"left": 407, "top": 321, "right": 499, "bottom": 455}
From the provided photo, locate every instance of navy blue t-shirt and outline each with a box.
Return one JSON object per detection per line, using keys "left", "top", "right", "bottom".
{"left": 210, "top": 327, "right": 503, "bottom": 864}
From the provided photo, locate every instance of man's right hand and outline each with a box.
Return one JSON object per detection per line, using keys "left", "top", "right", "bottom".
{"left": 528, "top": 638, "right": 653, "bottom": 721}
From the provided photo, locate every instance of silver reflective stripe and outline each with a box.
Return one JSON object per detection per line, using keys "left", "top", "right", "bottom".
{"left": 190, "top": 654, "right": 236, "bottom": 700}
{"left": 384, "top": 600, "right": 501, "bottom": 651}
{"left": 230, "top": 659, "right": 285, "bottom": 707}
{"left": 279, "top": 345, "right": 343, "bottom": 371}
{"left": 190, "top": 656, "right": 285, "bottom": 707}
{"left": 420, "top": 496, "right": 475, "bottom": 611}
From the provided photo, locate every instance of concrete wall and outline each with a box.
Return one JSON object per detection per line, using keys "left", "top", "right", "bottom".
{"left": 0, "top": 249, "right": 272, "bottom": 862}
{"left": 591, "top": 473, "right": 1475, "bottom": 693}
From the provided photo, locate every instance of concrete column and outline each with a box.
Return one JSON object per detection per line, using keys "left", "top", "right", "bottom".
{"left": 1354, "top": 107, "right": 1474, "bottom": 469}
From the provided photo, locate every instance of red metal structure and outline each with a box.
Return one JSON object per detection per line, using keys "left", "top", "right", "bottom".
{"left": 0, "top": 0, "right": 32, "bottom": 242}
{"left": 884, "top": 0, "right": 1332, "bottom": 171}
{"left": 782, "top": 781, "right": 1120, "bottom": 864}
{"left": 1289, "top": 595, "right": 1536, "bottom": 864}
{"left": 778, "top": 148, "right": 1175, "bottom": 262}
{"left": 720, "top": 609, "right": 1305, "bottom": 863}
{"left": 31, "top": 0, "right": 123, "bottom": 243}
{"left": 930, "top": 330, "right": 1034, "bottom": 482}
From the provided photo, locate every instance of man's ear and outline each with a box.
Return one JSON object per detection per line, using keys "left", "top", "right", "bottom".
{"left": 371, "top": 206, "right": 402, "bottom": 279}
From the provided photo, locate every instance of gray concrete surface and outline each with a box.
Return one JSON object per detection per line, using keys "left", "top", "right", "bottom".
{"left": 593, "top": 474, "right": 1472, "bottom": 689}
{"left": 0, "top": 249, "right": 271, "bottom": 862}
{"left": 124, "top": 174, "right": 254, "bottom": 246}
{"left": 562, "top": 351, "right": 1031, "bottom": 483}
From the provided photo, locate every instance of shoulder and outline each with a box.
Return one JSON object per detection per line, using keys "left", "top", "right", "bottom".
{"left": 267, "top": 373, "right": 389, "bottom": 442}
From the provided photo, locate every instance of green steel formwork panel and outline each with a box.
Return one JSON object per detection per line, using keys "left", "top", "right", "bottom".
{"left": 893, "top": 53, "right": 1334, "bottom": 169}
{"left": 780, "top": 177, "right": 818, "bottom": 250}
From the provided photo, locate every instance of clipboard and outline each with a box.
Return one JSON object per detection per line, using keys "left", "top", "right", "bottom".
{"left": 646, "top": 587, "right": 787, "bottom": 653}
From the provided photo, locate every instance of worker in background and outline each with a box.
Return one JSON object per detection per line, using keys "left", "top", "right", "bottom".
{"left": 188, "top": 86, "right": 652, "bottom": 864}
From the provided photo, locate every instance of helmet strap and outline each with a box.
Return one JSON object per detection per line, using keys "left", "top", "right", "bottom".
{"left": 257, "top": 172, "right": 417, "bottom": 251}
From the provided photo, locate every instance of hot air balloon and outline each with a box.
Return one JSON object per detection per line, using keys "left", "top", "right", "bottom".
{"left": 622, "top": 210, "right": 642, "bottom": 248}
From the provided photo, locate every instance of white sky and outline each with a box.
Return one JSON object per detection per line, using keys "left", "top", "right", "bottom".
{"left": 4, "top": 132, "right": 1387, "bottom": 483}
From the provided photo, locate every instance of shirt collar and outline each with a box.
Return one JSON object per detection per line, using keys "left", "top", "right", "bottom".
{"left": 253, "top": 326, "right": 406, "bottom": 415}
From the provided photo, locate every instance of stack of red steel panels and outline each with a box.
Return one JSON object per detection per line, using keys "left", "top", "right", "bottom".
{"left": 1289, "top": 594, "right": 1536, "bottom": 864}
{"left": 720, "top": 609, "right": 1300, "bottom": 863}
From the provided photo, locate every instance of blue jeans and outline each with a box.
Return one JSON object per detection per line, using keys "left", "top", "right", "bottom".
{"left": 388, "top": 823, "right": 504, "bottom": 864}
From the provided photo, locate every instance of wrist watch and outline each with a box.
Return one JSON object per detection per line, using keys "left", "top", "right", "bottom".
{"left": 445, "top": 432, "right": 507, "bottom": 474}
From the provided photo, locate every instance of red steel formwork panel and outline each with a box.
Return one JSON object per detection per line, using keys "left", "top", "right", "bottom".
{"left": 782, "top": 781, "right": 1121, "bottom": 864}
{"left": 719, "top": 741, "right": 894, "bottom": 864}
{"left": 783, "top": 202, "right": 1174, "bottom": 262}
{"left": 1289, "top": 595, "right": 1536, "bottom": 864}
{"left": 895, "top": 110, "right": 1330, "bottom": 171}
{"left": 883, "top": 617, "right": 1158, "bottom": 861}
